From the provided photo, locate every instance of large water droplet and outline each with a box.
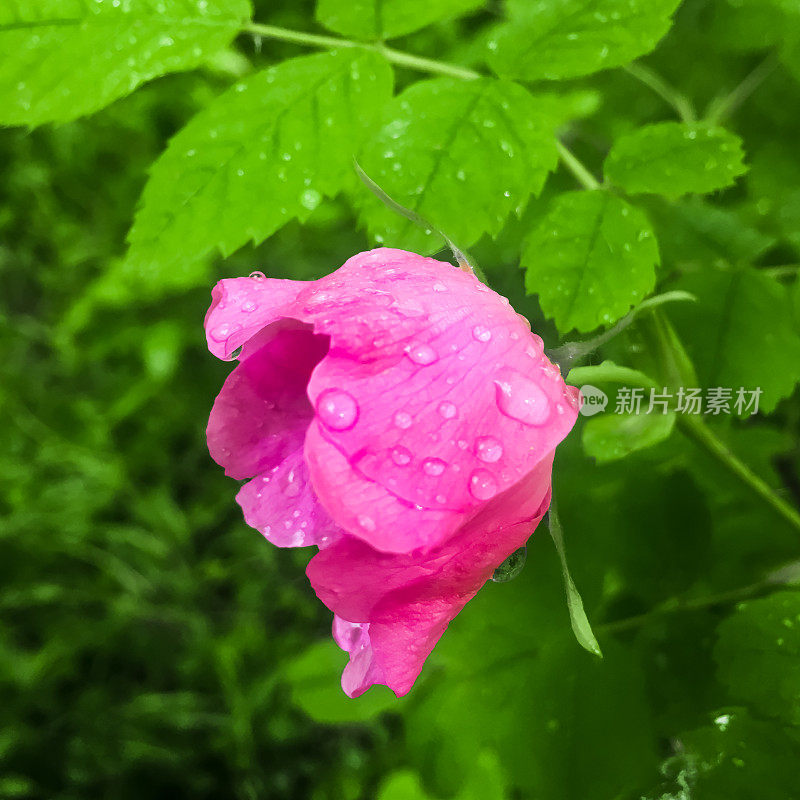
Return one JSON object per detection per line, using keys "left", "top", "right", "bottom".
{"left": 438, "top": 401, "right": 457, "bottom": 419}
{"left": 405, "top": 343, "right": 438, "bottom": 366}
{"left": 394, "top": 411, "right": 413, "bottom": 429}
{"left": 316, "top": 389, "right": 359, "bottom": 431}
{"left": 472, "top": 325, "right": 492, "bottom": 342}
{"left": 469, "top": 468, "right": 498, "bottom": 500}
{"left": 494, "top": 373, "right": 551, "bottom": 425}
{"left": 492, "top": 547, "right": 527, "bottom": 582}
{"left": 391, "top": 446, "right": 412, "bottom": 466}
{"left": 422, "top": 457, "right": 446, "bottom": 476}
{"left": 474, "top": 436, "right": 503, "bottom": 463}
{"left": 249, "top": 270, "right": 265, "bottom": 280}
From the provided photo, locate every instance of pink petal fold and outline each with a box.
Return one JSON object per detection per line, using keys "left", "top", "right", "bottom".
{"left": 311, "top": 456, "right": 554, "bottom": 697}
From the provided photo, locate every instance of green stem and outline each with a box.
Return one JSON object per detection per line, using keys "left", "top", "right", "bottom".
{"left": 643, "top": 310, "right": 800, "bottom": 536}
{"left": 624, "top": 63, "right": 696, "bottom": 123}
{"left": 244, "top": 22, "right": 602, "bottom": 191}
{"left": 555, "top": 140, "right": 601, "bottom": 190}
{"left": 243, "top": 22, "right": 481, "bottom": 81}
{"left": 599, "top": 580, "right": 770, "bottom": 635}
{"left": 762, "top": 264, "right": 800, "bottom": 281}
{"left": 705, "top": 52, "right": 779, "bottom": 124}
{"left": 678, "top": 414, "right": 800, "bottom": 534}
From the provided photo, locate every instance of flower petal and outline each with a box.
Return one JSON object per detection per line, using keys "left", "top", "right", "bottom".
{"left": 205, "top": 276, "right": 304, "bottom": 361}
{"left": 303, "top": 249, "right": 577, "bottom": 552}
{"left": 236, "top": 448, "right": 341, "bottom": 548}
{"left": 207, "top": 325, "right": 328, "bottom": 480}
{"left": 307, "top": 454, "right": 554, "bottom": 697}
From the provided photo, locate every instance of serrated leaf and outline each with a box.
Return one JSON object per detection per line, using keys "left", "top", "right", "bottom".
{"left": 286, "top": 640, "right": 397, "bottom": 724}
{"left": 604, "top": 122, "right": 748, "bottom": 197}
{"left": 315, "top": 0, "right": 482, "bottom": 39}
{"left": 670, "top": 267, "right": 800, "bottom": 413}
{"left": 714, "top": 591, "right": 800, "bottom": 726}
{"left": 487, "top": 0, "right": 682, "bottom": 82}
{"left": 523, "top": 191, "right": 659, "bottom": 333}
{"left": 0, "top": 0, "right": 251, "bottom": 127}
{"left": 125, "top": 50, "right": 392, "bottom": 280}
{"left": 357, "top": 78, "right": 560, "bottom": 254}
{"left": 582, "top": 408, "right": 676, "bottom": 462}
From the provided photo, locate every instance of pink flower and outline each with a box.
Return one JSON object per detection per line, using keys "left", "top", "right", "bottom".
{"left": 205, "top": 248, "right": 579, "bottom": 697}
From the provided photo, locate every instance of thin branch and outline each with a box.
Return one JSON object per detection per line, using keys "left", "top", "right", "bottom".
{"left": 624, "top": 62, "right": 696, "bottom": 123}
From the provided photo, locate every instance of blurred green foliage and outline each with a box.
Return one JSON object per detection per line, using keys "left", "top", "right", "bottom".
{"left": 2, "top": 0, "right": 800, "bottom": 798}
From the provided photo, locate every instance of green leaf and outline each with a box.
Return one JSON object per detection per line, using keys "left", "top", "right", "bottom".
{"left": 125, "top": 50, "right": 392, "bottom": 279}
{"left": 0, "top": 0, "right": 251, "bottom": 127}
{"left": 582, "top": 408, "right": 676, "bottom": 463}
{"left": 643, "top": 196, "right": 776, "bottom": 268}
{"left": 315, "top": 0, "right": 482, "bottom": 39}
{"left": 643, "top": 710, "right": 800, "bottom": 800}
{"left": 286, "top": 640, "right": 398, "bottom": 724}
{"left": 548, "top": 507, "right": 602, "bottom": 657}
{"left": 378, "top": 753, "right": 506, "bottom": 800}
{"left": 604, "top": 122, "right": 748, "bottom": 197}
{"left": 714, "top": 591, "right": 800, "bottom": 726}
{"left": 523, "top": 191, "right": 660, "bottom": 333}
{"left": 670, "top": 267, "right": 800, "bottom": 413}
{"left": 356, "top": 78, "right": 560, "bottom": 254}
{"left": 405, "top": 582, "right": 655, "bottom": 799}
{"left": 487, "top": 0, "right": 682, "bottom": 81}
{"left": 378, "top": 771, "right": 430, "bottom": 800}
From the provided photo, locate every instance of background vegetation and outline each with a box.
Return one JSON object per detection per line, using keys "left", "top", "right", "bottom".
{"left": 2, "top": 0, "right": 800, "bottom": 797}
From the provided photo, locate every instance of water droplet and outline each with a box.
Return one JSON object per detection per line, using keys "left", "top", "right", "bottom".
{"left": 474, "top": 436, "right": 503, "bottom": 463}
{"left": 282, "top": 467, "right": 301, "bottom": 498}
{"left": 358, "top": 514, "right": 376, "bottom": 531}
{"left": 242, "top": 300, "right": 257, "bottom": 313}
{"left": 405, "top": 343, "right": 438, "bottom": 365}
{"left": 211, "top": 323, "right": 233, "bottom": 342}
{"left": 300, "top": 188, "right": 321, "bottom": 210}
{"left": 394, "top": 411, "right": 413, "bottom": 429}
{"left": 472, "top": 325, "right": 492, "bottom": 342}
{"left": 494, "top": 373, "right": 551, "bottom": 425}
{"left": 438, "top": 401, "right": 457, "bottom": 419}
{"left": 492, "top": 546, "right": 527, "bottom": 582}
{"left": 249, "top": 271, "right": 265, "bottom": 280}
{"left": 433, "top": 282, "right": 447, "bottom": 292}
{"left": 422, "top": 457, "right": 446, "bottom": 476}
{"left": 224, "top": 345, "right": 243, "bottom": 361}
{"left": 469, "top": 469, "right": 498, "bottom": 500}
{"left": 391, "top": 446, "right": 412, "bottom": 466}
{"left": 316, "top": 388, "right": 359, "bottom": 431}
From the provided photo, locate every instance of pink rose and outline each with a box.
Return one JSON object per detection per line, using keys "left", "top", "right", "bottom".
{"left": 205, "top": 248, "right": 579, "bottom": 697}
